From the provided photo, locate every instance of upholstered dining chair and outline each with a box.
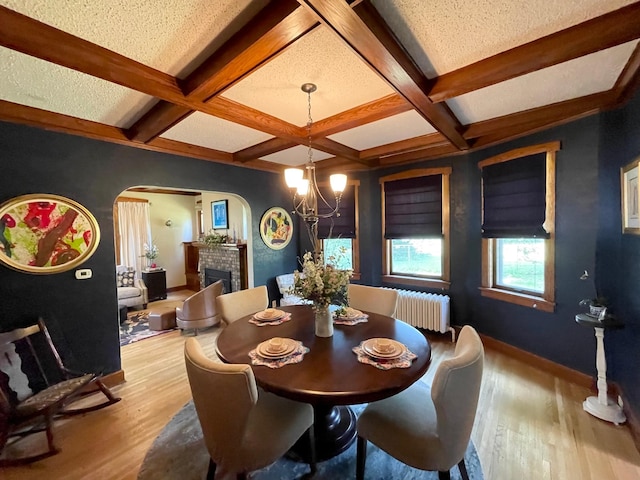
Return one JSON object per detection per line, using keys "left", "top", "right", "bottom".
{"left": 176, "top": 280, "right": 224, "bottom": 335}
{"left": 184, "top": 338, "right": 315, "bottom": 480}
{"left": 216, "top": 285, "right": 269, "bottom": 324}
{"left": 348, "top": 284, "right": 399, "bottom": 317}
{"left": 356, "top": 325, "right": 484, "bottom": 480}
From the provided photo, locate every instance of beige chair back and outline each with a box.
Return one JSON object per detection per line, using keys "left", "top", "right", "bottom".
{"left": 431, "top": 325, "right": 484, "bottom": 466}
{"left": 216, "top": 285, "right": 269, "bottom": 324}
{"left": 184, "top": 338, "right": 258, "bottom": 468}
{"left": 176, "top": 280, "right": 223, "bottom": 328}
{"left": 348, "top": 284, "right": 398, "bottom": 317}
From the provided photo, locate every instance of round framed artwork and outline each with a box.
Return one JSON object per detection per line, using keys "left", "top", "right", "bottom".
{"left": 0, "top": 194, "right": 101, "bottom": 274}
{"left": 260, "top": 207, "right": 293, "bottom": 250}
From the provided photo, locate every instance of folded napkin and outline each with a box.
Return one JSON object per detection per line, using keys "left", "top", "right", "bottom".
{"left": 248, "top": 341, "right": 309, "bottom": 368}
{"left": 249, "top": 312, "right": 292, "bottom": 326}
{"left": 352, "top": 343, "right": 417, "bottom": 370}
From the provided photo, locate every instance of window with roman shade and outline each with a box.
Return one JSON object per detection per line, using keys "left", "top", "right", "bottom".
{"left": 318, "top": 181, "right": 360, "bottom": 279}
{"left": 318, "top": 184, "right": 355, "bottom": 239}
{"left": 384, "top": 175, "right": 443, "bottom": 239}
{"left": 380, "top": 168, "right": 451, "bottom": 289}
{"left": 481, "top": 152, "right": 548, "bottom": 238}
{"left": 479, "top": 141, "right": 559, "bottom": 312}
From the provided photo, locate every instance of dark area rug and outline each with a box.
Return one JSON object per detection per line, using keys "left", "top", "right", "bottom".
{"left": 120, "top": 311, "right": 173, "bottom": 347}
{"left": 138, "top": 401, "right": 483, "bottom": 480}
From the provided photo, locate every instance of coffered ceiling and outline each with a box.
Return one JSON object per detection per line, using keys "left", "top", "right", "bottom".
{"left": 1, "top": 0, "right": 639, "bottom": 175}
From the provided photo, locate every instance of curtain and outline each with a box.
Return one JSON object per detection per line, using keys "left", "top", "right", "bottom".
{"left": 117, "top": 200, "right": 151, "bottom": 274}
{"left": 481, "top": 153, "right": 548, "bottom": 238}
{"left": 384, "top": 175, "right": 443, "bottom": 239}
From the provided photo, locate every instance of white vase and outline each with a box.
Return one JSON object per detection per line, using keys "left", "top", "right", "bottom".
{"left": 314, "top": 304, "right": 333, "bottom": 337}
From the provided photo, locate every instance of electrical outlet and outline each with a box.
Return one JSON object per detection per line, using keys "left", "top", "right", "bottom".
{"left": 618, "top": 395, "right": 624, "bottom": 408}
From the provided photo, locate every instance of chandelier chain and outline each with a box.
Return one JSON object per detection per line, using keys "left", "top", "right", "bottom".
{"left": 307, "top": 89, "right": 313, "bottom": 164}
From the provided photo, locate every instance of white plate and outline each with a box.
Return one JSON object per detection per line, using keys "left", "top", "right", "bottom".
{"left": 254, "top": 309, "right": 286, "bottom": 321}
{"left": 361, "top": 338, "right": 406, "bottom": 359}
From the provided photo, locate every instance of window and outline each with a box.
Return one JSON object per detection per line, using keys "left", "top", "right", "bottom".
{"left": 380, "top": 168, "right": 451, "bottom": 289}
{"left": 479, "top": 142, "right": 559, "bottom": 312}
{"left": 319, "top": 181, "right": 360, "bottom": 279}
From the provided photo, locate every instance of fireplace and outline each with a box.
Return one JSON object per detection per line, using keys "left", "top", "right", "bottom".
{"left": 205, "top": 268, "right": 232, "bottom": 293}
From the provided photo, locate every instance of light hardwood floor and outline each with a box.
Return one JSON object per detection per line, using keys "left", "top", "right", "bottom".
{"left": 2, "top": 290, "right": 640, "bottom": 479}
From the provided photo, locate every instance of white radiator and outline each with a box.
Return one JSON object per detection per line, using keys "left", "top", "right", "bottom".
{"left": 385, "top": 289, "right": 455, "bottom": 341}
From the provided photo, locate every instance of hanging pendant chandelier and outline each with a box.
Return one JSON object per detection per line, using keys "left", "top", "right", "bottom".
{"left": 284, "top": 83, "right": 347, "bottom": 258}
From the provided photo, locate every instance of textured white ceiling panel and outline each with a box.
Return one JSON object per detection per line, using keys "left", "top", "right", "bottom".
{"left": 222, "top": 27, "right": 395, "bottom": 126}
{"left": 0, "top": 0, "right": 266, "bottom": 77}
{"left": 447, "top": 41, "right": 638, "bottom": 125}
{"left": 328, "top": 111, "right": 437, "bottom": 150}
{"left": 161, "top": 111, "right": 274, "bottom": 152}
{"left": 0, "top": 48, "right": 153, "bottom": 127}
{"left": 261, "top": 146, "right": 334, "bottom": 167}
{"left": 372, "top": 0, "right": 637, "bottom": 76}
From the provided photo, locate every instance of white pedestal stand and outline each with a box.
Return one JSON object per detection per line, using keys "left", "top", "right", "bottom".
{"left": 577, "top": 316, "right": 626, "bottom": 425}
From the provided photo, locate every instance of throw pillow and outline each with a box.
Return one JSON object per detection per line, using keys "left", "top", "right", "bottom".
{"left": 118, "top": 270, "right": 136, "bottom": 287}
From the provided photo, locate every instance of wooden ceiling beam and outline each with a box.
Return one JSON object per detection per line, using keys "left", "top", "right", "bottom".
{"left": 0, "top": 6, "right": 319, "bottom": 146}
{"left": 377, "top": 144, "right": 462, "bottom": 167}
{"left": 315, "top": 156, "right": 374, "bottom": 173}
{"left": 0, "top": 6, "right": 182, "bottom": 100}
{"left": 234, "top": 138, "right": 298, "bottom": 163}
{"left": 612, "top": 41, "right": 640, "bottom": 107}
{"left": 184, "top": 1, "right": 317, "bottom": 99}
{"left": 0, "top": 101, "right": 300, "bottom": 171}
{"left": 299, "top": 0, "right": 468, "bottom": 150}
{"left": 360, "top": 133, "right": 448, "bottom": 160}
{"left": 310, "top": 93, "right": 411, "bottom": 137}
{"left": 430, "top": 3, "right": 640, "bottom": 103}
{"left": 467, "top": 91, "right": 616, "bottom": 148}
{"left": 129, "top": 1, "right": 318, "bottom": 143}
{"left": 0, "top": 100, "right": 131, "bottom": 143}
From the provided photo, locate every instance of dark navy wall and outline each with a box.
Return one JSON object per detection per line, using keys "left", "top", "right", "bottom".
{"left": 358, "top": 116, "right": 604, "bottom": 378}
{"left": 0, "top": 122, "right": 299, "bottom": 374}
{"left": 598, "top": 91, "right": 640, "bottom": 417}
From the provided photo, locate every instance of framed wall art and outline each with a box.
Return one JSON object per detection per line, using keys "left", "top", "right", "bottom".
{"left": 0, "top": 194, "right": 101, "bottom": 274}
{"left": 621, "top": 158, "right": 640, "bottom": 235}
{"left": 212, "top": 199, "right": 229, "bottom": 230}
{"left": 260, "top": 207, "right": 293, "bottom": 250}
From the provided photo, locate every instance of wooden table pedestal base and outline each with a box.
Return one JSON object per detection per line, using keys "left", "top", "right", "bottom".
{"left": 290, "top": 405, "right": 357, "bottom": 463}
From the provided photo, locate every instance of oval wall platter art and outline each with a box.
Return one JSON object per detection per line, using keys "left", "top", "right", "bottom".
{"left": 260, "top": 207, "right": 293, "bottom": 250}
{"left": 0, "top": 194, "right": 100, "bottom": 274}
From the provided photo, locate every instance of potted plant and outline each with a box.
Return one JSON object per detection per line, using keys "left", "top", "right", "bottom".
{"left": 579, "top": 296, "right": 608, "bottom": 317}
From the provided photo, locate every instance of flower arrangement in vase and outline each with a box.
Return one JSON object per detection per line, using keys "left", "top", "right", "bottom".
{"left": 292, "top": 251, "right": 352, "bottom": 337}
{"left": 142, "top": 243, "right": 158, "bottom": 269}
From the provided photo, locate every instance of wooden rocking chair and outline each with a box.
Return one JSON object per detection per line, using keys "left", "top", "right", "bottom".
{"left": 0, "top": 317, "right": 121, "bottom": 466}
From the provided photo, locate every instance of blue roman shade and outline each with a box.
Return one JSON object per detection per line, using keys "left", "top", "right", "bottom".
{"left": 481, "top": 153, "right": 549, "bottom": 238}
{"left": 317, "top": 184, "right": 356, "bottom": 239}
{"left": 384, "top": 175, "right": 442, "bottom": 239}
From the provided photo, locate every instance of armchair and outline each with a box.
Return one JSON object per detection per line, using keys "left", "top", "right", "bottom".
{"left": 116, "top": 265, "right": 148, "bottom": 309}
{"left": 184, "top": 338, "right": 315, "bottom": 479}
{"left": 276, "top": 273, "right": 308, "bottom": 306}
{"left": 356, "top": 325, "right": 484, "bottom": 480}
{"left": 176, "top": 280, "right": 223, "bottom": 335}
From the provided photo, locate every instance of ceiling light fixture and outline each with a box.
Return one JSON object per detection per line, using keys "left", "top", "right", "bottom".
{"left": 284, "top": 83, "right": 347, "bottom": 258}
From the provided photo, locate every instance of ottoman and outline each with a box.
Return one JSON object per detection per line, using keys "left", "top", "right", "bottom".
{"left": 118, "top": 304, "right": 128, "bottom": 324}
{"left": 148, "top": 307, "right": 177, "bottom": 331}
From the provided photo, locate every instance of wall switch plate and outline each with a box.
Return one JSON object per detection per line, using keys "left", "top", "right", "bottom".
{"left": 75, "top": 268, "right": 92, "bottom": 280}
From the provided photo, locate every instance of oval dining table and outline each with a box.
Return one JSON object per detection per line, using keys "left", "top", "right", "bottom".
{"left": 215, "top": 304, "right": 432, "bottom": 462}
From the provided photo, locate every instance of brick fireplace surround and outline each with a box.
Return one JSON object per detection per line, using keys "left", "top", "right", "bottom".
{"left": 196, "top": 243, "right": 248, "bottom": 292}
